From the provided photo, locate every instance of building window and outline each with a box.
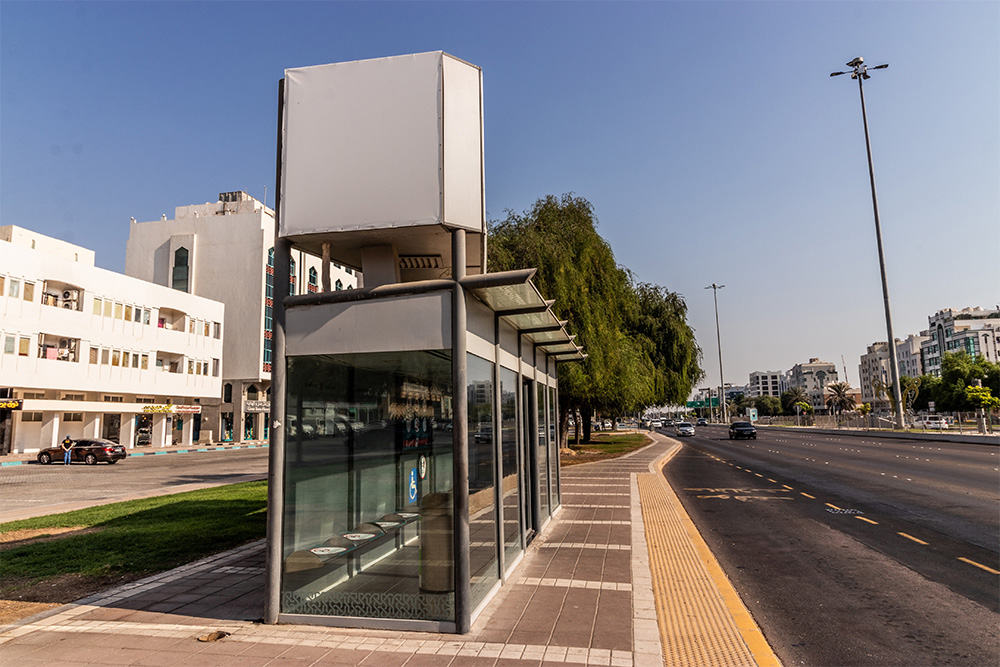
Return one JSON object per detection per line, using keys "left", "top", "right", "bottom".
{"left": 114, "top": 302, "right": 123, "bottom": 319}
{"left": 213, "top": 321, "right": 221, "bottom": 339}
{"left": 213, "top": 358, "right": 220, "bottom": 377}
{"left": 134, "top": 307, "right": 142, "bottom": 323}
{"left": 125, "top": 305, "right": 133, "bottom": 321}
{"left": 23, "top": 282, "right": 35, "bottom": 302}
{"left": 103, "top": 299, "right": 112, "bottom": 317}
{"left": 8, "top": 279, "right": 19, "bottom": 298}
{"left": 93, "top": 297, "right": 103, "bottom": 315}
{"left": 136, "top": 397, "right": 155, "bottom": 404}
{"left": 112, "top": 350, "right": 121, "bottom": 366}
{"left": 141, "top": 354, "right": 148, "bottom": 370}
{"left": 172, "top": 247, "right": 190, "bottom": 292}
{"left": 132, "top": 353, "right": 140, "bottom": 368}
{"left": 308, "top": 267, "right": 318, "bottom": 292}
{"left": 335, "top": 279, "right": 343, "bottom": 291}
{"left": 18, "top": 336, "right": 30, "bottom": 356}
{"left": 63, "top": 413, "right": 83, "bottom": 422}
{"left": 289, "top": 258, "right": 296, "bottom": 296}
{"left": 143, "top": 309, "right": 151, "bottom": 325}
{"left": 223, "top": 383, "right": 232, "bottom": 403}
{"left": 247, "top": 385, "right": 259, "bottom": 401}
{"left": 0, "top": 276, "right": 4, "bottom": 294}
{"left": 101, "top": 348, "right": 110, "bottom": 364}
{"left": 103, "top": 395, "right": 123, "bottom": 403}
{"left": 3, "top": 336, "right": 14, "bottom": 355}
{"left": 22, "top": 412, "right": 43, "bottom": 422}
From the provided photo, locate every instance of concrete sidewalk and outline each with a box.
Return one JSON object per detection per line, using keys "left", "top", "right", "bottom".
{"left": 0, "top": 434, "right": 779, "bottom": 666}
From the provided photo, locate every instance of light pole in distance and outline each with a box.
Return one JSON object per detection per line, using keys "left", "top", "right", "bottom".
{"left": 705, "top": 283, "right": 727, "bottom": 424}
{"left": 830, "top": 57, "right": 905, "bottom": 429}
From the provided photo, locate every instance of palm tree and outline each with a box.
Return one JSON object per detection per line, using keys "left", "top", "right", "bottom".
{"left": 781, "top": 387, "right": 810, "bottom": 414}
{"left": 825, "top": 382, "right": 855, "bottom": 413}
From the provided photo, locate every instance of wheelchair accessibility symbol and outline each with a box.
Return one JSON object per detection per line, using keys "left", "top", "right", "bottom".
{"left": 408, "top": 468, "right": 418, "bottom": 503}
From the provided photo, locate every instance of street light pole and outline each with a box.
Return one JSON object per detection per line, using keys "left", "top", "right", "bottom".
{"left": 831, "top": 57, "right": 905, "bottom": 429}
{"left": 706, "top": 283, "right": 727, "bottom": 424}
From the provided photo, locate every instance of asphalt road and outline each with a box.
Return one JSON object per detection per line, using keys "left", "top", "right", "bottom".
{"left": 662, "top": 425, "right": 999, "bottom": 666}
{"left": 0, "top": 447, "right": 269, "bottom": 523}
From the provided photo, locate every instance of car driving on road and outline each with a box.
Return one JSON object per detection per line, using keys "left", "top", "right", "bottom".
{"left": 728, "top": 421, "right": 757, "bottom": 440}
{"left": 675, "top": 422, "right": 695, "bottom": 437}
{"left": 696, "top": 417, "right": 708, "bottom": 426}
{"left": 37, "top": 438, "right": 127, "bottom": 465}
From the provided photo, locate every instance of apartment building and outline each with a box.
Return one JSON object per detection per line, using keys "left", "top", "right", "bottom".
{"left": 748, "top": 370, "right": 786, "bottom": 398}
{"left": 920, "top": 307, "right": 1000, "bottom": 377}
{"left": 788, "top": 358, "right": 839, "bottom": 413}
{"left": 0, "top": 226, "right": 224, "bottom": 454}
{"left": 124, "top": 191, "right": 357, "bottom": 443}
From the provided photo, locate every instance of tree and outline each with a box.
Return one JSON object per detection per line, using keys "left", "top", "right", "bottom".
{"left": 825, "top": 382, "right": 856, "bottom": 413}
{"left": 965, "top": 386, "right": 1000, "bottom": 412}
{"left": 488, "top": 194, "right": 703, "bottom": 444}
{"left": 781, "top": 387, "right": 810, "bottom": 415}
{"left": 754, "top": 395, "right": 782, "bottom": 416}
{"left": 795, "top": 401, "right": 813, "bottom": 415}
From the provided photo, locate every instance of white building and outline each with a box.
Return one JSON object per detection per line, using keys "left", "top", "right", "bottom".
{"left": 124, "top": 191, "right": 357, "bottom": 443}
{"left": 748, "top": 370, "right": 786, "bottom": 398}
{"left": 858, "top": 342, "right": 892, "bottom": 407}
{"left": 896, "top": 333, "right": 928, "bottom": 379}
{"left": 0, "top": 226, "right": 225, "bottom": 454}
{"left": 920, "top": 307, "right": 1000, "bottom": 377}
{"left": 788, "top": 358, "right": 839, "bottom": 413}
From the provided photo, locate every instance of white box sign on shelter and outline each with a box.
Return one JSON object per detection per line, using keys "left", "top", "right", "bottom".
{"left": 279, "top": 51, "right": 484, "bottom": 272}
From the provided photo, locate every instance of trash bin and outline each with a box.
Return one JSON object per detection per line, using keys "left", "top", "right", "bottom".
{"left": 419, "top": 491, "right": 453, "bottom": 593}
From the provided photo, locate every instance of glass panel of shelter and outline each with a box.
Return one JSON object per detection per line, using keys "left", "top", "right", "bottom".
{"left": 281, "top": 350, "right": 456, "bottom": 623}
{"left": 280, "top": 348, "right": 556, "bottom": 624}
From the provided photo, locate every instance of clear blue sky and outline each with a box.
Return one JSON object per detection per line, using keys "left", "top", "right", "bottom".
{"left": 2, "top": 1, "right": 998, "bottom": 394}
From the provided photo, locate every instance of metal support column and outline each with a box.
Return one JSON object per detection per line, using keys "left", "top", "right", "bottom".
{"left": 451, "top": 229, "right": 471, "bottom": 633}
{"left": 264, "top": 78, "right": 288, "bottom": 625}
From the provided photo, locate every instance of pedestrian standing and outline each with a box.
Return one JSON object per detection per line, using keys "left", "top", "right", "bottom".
{"left": 61, "top": 435, "right": 73, "bottom": 465}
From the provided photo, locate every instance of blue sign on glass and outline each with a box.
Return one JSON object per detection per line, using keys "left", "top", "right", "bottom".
{"left": 408, "top": 468, "right": 418, "bottom": 503}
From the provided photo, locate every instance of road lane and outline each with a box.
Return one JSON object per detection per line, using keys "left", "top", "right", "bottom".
{"left": 663, "top": 436, "right": 1000, "bottom": 666}
{"left": 0, "top": 447, "right": 268, "bottom": 522}
{"left": 681, "top": 425, "right": 999, "bottom": 551}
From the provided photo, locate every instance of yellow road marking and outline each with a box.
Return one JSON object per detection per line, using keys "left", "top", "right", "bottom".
{"left": 855, "top": 516, "right": 878, "bottom": 525}
{"left": 754, "top": 473, "right": 763, "bottom": 478}
{"left": 767, "top": 478, "right": 777, "bottom": 483}
{"left": 782, "top": 485, "right": 793, "bottom": 490}
{"left": 825, "top": 503, "right": 842, "bottom": 510}
{"left": 898, "top": 532, "right": 928, "bottom": 545}
{"left": 800, "top": 492, "right": 816, "bottom": 499}
{"left": 957, "top": 557, "right": 1000, "bottom": 575}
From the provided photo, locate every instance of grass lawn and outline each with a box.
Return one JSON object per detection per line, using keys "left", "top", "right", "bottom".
{"left": 560, "top": 431, "right": 652, "bottom": 466}
{"left": 0, "top": 480, "right": 267, "bottom": 620}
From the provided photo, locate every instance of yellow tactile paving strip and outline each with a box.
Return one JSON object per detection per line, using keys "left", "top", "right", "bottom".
{"left": 638, "top": 451, "right": 782, "bottom": 667}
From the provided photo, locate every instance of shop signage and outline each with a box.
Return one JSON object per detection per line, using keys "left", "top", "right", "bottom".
{"left": 141, "top": 404, "right": 202, "bottom": 414}
{"left": 0, "top": 399, "right": 23, "bottom": 410}
{"left": 245, "top": 400, "right": 271, "bottom": 413}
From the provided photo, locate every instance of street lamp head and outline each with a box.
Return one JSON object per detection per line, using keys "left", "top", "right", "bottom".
{"left": 847, "top": 57, "right": 864, "bottom": 68}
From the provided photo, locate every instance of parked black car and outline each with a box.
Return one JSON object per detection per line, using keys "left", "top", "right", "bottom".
{"left": 728, "top": 421, "right": 757, "bottom": 440}
{"left": 37, "top": 438, "right": 127, "bottom": 465}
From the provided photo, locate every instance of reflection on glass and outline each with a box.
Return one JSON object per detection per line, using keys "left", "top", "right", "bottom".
{"left": 281, "top": 351, "right": 455, "bottom": 622}
{"left": 537, "top": 383, "right": 549, "bottom": 520}
{"left": 548, "top": 385, "right": 559, "bottom": 510}
{"left": 467, "top": 354, "right": 498, "bottom": 608}
{"left": 500, "top": 368, "right": 521, "bottom": 566}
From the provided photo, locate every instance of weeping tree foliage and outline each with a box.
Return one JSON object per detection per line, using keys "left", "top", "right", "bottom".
{"left": 488, "top": 194, "right": 703, "bottom": 444}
